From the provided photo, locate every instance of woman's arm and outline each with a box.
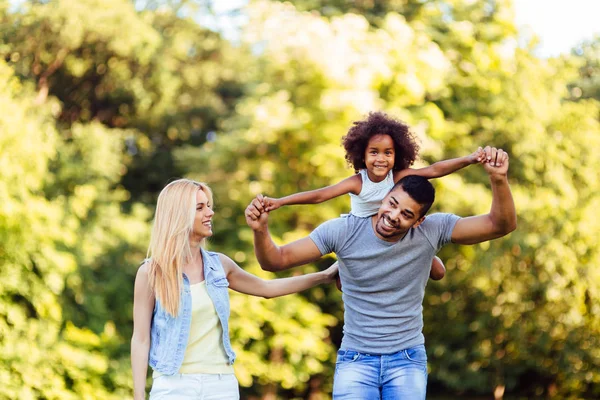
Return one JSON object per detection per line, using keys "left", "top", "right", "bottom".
{"left": 394, "top": 147, "right": 484, "bottom": 182}
{"left": 264, "top": 174, "right": 362, "bottom": 211}
{"left": 131, "top": 263, "right": 155, "bottom": 400}
{"left": 219, "top": 253, "right": 338, "bottom": 298}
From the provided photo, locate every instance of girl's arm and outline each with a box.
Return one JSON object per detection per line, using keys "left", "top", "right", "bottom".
{"left": 131, "top": 263, "right": 155, "bottom": 400}
{"left": 219, "top": 253, "right": 338, "bottom": 298}
{"left": 394, "top": 147, "right": 485, "bottom": 182}
{"left": 264, "top": 174, "right": 362, "bottom": 211}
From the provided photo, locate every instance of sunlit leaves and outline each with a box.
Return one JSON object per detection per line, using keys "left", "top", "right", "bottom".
{"left": 2, "top": 0, "right": 600, "bottom": 398}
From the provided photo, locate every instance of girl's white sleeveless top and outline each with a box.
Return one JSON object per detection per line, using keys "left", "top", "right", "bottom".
{"left": 349, "top": 169, "right": 395, "bottom": 217}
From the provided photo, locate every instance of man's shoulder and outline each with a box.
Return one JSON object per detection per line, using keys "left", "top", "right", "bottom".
{"left": 422, "top": 212, "right": 459, "bottom": 225}
{"left": 332, "top": 214, "right": 370, "bottom": 231}
{"left": 321, "top": 214, "right": 369, "bottom": 225}
{"left": 311, "top": 214, "right": 370, "bottom": 240}
{"left": 310, "top": 215, "right": 371, "bottom": 255}
{"left": 417, "top": 213, "right": 461, "bottom": 249}
{"left": 314, "top": 216, "right": 346, "bottom": 233}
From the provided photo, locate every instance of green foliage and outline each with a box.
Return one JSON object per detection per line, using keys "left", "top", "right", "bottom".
{"left": 1, "top": 0, "right": 599, "bottom": 398}
{"left": 0, "top": 60, "right": 131, "bottom": 399}
{"left": 569, "top": 35, "right": 600, "bottom": 101}
{"left": 2, "top": 0, "right": 246, "bottom": 204}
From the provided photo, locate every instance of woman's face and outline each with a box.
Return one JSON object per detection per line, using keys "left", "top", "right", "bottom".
{"left": 192, "top": 189, "right": 214, "bottom": 239}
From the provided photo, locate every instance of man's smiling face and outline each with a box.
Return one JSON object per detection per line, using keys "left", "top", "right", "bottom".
{"left": 373, "top": 187, "right": 426, "bottom": 242}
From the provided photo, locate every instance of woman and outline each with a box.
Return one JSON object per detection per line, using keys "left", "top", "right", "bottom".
{"left": 131, "top": 179, "right": 337, "bottom": 399}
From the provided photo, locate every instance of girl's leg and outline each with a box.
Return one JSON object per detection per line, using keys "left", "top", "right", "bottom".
{"left": 429, "top": 256, "right": 446, "bottom": 280}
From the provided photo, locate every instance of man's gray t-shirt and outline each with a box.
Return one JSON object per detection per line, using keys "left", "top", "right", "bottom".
{"left": 310, "top": 213, "right": 460, "bottom": 354}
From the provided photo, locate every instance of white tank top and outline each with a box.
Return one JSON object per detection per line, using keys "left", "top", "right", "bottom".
{"left": 348, "top": 169, "right": 395, "bottom": 217}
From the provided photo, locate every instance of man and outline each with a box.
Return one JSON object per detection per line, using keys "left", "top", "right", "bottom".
{"left": 245, "top": 146, "right": 516, "bottom": 399}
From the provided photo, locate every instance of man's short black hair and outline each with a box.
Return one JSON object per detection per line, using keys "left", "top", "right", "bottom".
{"left": 391, "top": 175, "right": 435, "bottom": 217}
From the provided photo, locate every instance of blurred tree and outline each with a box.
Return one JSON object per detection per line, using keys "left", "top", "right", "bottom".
{"left": 569, "top": 35, "right": 600, "bottom": 101}
{"left": 276, "top": 0, "right": 516, "bottom": 42}
{"left": 1, "top": 0, "right": 247, "bottom": 397}
{"left": 1, "top": 2, "right": 155, "bottom": 396}
{"left": 1, "top": 0, "right": 599, "bottom": 398}
{"left": 0, "top": 59, "right": 144, "bottom": 399}
{"left": 424, "top": 49, "right": 600, "bottom": 398}
{"left": 1, "top": 0, "right": 247, "bottom": 205}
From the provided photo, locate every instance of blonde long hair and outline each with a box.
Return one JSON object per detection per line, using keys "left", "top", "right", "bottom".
{"left": 147, "top": 179, "right": 213, "bottom": 317}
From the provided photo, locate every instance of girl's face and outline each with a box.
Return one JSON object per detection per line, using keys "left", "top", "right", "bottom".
{"left": 192, "top": 189, "right": 214, "bottom": 239}
{"left": 364, "top": 134, "right": 395, "bottom": 182}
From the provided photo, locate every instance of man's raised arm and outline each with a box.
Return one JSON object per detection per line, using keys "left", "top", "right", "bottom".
{"left": 245, "top": 194, "right": 323, "bottom": 272}
{"left": 451, "top": 147, "right": 517, "bottom": 245}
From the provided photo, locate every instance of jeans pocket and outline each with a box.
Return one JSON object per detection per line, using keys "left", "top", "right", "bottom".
{"left": 337, "top": 349, "right": 362, "bottom": 364}
{"left": 405, "top": 345, "right": 427, "bottom": 364}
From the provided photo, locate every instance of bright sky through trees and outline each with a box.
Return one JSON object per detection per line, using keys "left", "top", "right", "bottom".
{"left": 513, "top": 0, "right": 600, "bottom": 56}
{"left": 206, "top": 0, "right": 600, "bottom": 57}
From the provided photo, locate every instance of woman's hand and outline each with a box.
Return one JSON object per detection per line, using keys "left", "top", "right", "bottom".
{"left": 321, "top": 261, "right": 339, "bottom": 283}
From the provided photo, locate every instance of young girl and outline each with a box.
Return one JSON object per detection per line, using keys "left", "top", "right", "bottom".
{"left": 131, "top": 179, "right": 338, "bottom": 399}
{"left": 263, "top": 112, "right": 485, "bottom": 281}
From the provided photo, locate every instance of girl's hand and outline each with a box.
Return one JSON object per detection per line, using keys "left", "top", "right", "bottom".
{"left": 263, "top": 196, "right": 282, "bottom": 212}
{"left": 469, "top": 146, "right": 486, "bottom": 164}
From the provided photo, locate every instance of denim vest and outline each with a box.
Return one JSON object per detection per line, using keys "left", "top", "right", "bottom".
{"left": 148, "top": 248, "right": 236, "bottom": 375}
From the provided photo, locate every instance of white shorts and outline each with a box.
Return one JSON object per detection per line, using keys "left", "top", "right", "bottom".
{"left": 149, "top": 373, "right": 240, "bottom": 399}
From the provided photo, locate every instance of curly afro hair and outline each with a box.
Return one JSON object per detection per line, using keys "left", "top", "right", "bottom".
{"left": 342, "top": 112, "right": 420, "bottom": 172}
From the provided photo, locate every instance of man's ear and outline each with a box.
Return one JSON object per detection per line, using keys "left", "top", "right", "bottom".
{"left": 412, "top": 216, "right": 426, "bottom": 228}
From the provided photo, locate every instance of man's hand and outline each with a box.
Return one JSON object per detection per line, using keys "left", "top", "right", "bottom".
{"left": 450, "top": 145, "right": 516, "bottom": 245}
{"left": 481, "top": 146, "right": 509, "bottom": 177}
{"left": 245, "top": 194, "right": 269, "bottom": 231}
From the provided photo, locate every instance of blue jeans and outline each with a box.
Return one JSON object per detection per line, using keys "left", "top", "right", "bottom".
{"left": 333, "top": 345, "right": 428, "bottom": 400}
